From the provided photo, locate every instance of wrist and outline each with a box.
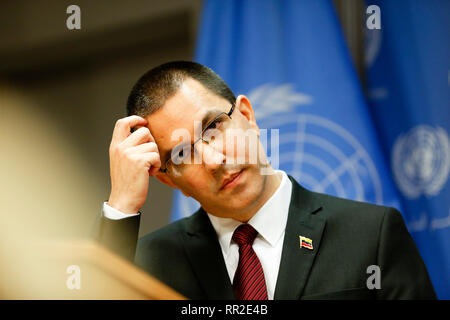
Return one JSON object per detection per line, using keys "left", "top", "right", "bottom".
{"left": 107, "top": 197, "right": 140, "bottom": 215}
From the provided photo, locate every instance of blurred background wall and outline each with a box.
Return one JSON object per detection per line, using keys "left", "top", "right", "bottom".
{"left": 0, "top": 0, "right": 363, "bottom": 237}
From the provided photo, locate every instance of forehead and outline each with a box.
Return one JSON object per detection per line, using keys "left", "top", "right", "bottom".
{"left": 146, "top": 78, "right": 229, "bottom": 151}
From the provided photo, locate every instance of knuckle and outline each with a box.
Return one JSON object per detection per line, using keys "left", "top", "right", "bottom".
{"left": 140, "top": 127, "right": 151, "bottom": 136}
{"left": 115, "top": 118, "right": 125, "bottom": 128}
{"left": 150, "top": 152, "right": 161, "bottom": 165}
{"left": 109, "top": 144, "right": 119, "bottom": 154}
{"left": 154, "top": 157, "right": 162, "bottom": 167}
{"left": 124, "top": 147, "right": 134, "bottom": 157}
{"left": 138, "top": 155, "right": 150, "bottom": 166}
{"left": 133, "top": 127, "right": 149, "bottom": 138}
{"left": 148, "top": 142, "right": 158, "bottom": 151}
{"left": 120, "top": 147, "right": 132, "bottom": 160}
{"left": 128, "top": 153, "right": 139, "bottom": 163}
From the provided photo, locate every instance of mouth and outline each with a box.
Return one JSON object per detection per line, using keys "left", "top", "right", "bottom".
{"left": 220, "top": 169, "right": 244, "bottom": 191}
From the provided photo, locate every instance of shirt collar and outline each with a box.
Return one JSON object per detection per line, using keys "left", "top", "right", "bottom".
{"left": 207, "top": 170, "right": 292, "bottom": 258}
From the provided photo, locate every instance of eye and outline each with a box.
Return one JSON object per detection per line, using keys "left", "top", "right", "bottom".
{"left": 203, "top": 119, "right": 224, "bottom": 139}
{"left": 208, "top": 120, "right": 220, "bottom": 130}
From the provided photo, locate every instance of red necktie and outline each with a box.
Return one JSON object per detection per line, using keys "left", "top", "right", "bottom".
{"left": 232, "top": 224, "right": 268, "bottom": 300}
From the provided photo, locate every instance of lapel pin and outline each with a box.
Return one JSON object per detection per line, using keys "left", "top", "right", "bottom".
{"left": 299, "top": 235, "right": 313, "bottom": 250}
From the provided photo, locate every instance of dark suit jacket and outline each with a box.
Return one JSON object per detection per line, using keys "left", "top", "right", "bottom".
{"left": 96, "top": 176, "right": 436, "bottom": 299}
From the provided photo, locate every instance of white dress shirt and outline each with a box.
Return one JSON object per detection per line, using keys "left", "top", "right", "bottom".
{"left": 103, "top": 202, "right": 140, "bottom": 219}
{"left": 102, "top": 170, "right": 292, "bottom": 300}
{"left": 206, "top": 170, "right": 292, "bottom": 300}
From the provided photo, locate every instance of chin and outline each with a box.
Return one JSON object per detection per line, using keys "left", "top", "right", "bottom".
{"left": 198, "top": 166, "right": 267, "bottom": 215}
{"left": 223, "top": 174, "right": 265, "bottom": 210}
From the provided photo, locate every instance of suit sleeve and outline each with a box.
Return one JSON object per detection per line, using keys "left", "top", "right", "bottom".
{"left": 376, "top": 207, "right": 437, "bottom": 299}
{"left": 93, "top": 210, "right": 141, "bottom": 263}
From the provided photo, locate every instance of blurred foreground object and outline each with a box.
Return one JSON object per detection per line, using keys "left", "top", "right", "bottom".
{"left": 0, "top": 86, "right": 183, "bottom": 299}
{"left": 32, "top": 240, "right": 185, "bottom": 299}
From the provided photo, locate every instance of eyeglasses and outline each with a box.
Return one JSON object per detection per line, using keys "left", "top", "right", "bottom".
{"left": 160, "top": 103, "right": 236, "bottom": 175}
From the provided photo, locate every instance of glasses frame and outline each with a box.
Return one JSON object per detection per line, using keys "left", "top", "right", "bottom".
{"left": 159, "top": 103, "right": 236, "bottom": 174}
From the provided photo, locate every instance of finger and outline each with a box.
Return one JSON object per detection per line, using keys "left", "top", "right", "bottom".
{"left": 149, "top": 165, "right": 160, "bottom": 176}
{"left": 128, "top": 142, "right": 159, "bottom": 154}
{"left": 121, "top": 126, "right": 154, "bottom": 148}
{"left": 111, "top": 116, "right": 148, "bottom": 144}
{"left": 140, "top": 152, "right": 161, "bottom": 171}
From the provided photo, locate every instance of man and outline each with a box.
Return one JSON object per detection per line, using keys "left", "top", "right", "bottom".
{"left": 96, "top": 61, "right": 436, "bottom": 300}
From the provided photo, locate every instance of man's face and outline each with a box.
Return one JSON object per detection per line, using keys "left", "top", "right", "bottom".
{"left": 147, "top": 78, "right": 270, "bottom": 219}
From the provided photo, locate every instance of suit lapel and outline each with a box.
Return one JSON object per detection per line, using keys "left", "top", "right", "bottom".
{"left": 180, "top": 176, "right": 326, "bottom": 300}
{"left": 274, "top": 176, "right": 327, "bottom": 299}
{"left": 181, "top": 208, "right": 235, "bottom": 299}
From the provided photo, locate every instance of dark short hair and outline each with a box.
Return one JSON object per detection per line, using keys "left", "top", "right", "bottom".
{"left": 126, "top": 61, "right": 236, "bottom": 118}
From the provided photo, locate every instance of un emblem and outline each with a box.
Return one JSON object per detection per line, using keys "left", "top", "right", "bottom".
{"left": 392, "top": 125, "right": 450, "bottom": 199}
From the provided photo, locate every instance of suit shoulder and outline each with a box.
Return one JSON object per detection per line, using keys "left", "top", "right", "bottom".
{"left": 137, "top": 217, "right": 188, "bottom": 248}
{"left": 308, "top": 190, "right": 396, "bottom": 226}
{"left": 304, "top": 191, "right": 405, "bottom": 261}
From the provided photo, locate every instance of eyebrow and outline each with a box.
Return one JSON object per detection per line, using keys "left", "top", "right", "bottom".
{"left": 161, "top": 108, "right": 222, "bottom": 165}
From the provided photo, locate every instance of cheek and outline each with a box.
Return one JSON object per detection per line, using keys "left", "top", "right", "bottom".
{"left": 231, "top": 121, "right": 260, "bottom": 163}
{"left": 177, "top": 170, "right": 211, "bottom": 194}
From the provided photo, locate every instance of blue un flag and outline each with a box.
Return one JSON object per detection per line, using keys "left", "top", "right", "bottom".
{"left": 365, "top": 0, "right": 450, "bottom": 299}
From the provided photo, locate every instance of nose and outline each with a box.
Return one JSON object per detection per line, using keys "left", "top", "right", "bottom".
{"left": 196, "top": 140, "right": 226, "bottom": 172}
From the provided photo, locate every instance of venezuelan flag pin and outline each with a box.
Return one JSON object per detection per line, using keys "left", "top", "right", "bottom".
{"left": 299, "top": 236, "right": 313, "bottom": 250}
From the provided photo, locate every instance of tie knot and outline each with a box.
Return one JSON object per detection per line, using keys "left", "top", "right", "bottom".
{"left": 232, "top": 224, "right": 258, "bottom": 246}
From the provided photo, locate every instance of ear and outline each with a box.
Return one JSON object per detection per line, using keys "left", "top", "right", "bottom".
{"left": 235, "top": 95, "right": 260, "bottom": 135}
{"left": 154, "top": 171, "right": 191, "bottom": 197}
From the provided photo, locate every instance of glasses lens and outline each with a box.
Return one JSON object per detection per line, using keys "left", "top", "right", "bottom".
{"left": 202, "top": 113, "right": 229, "bottom": 143}
{"left": 166, "top": 109, "right": 233, "bottom": 176}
